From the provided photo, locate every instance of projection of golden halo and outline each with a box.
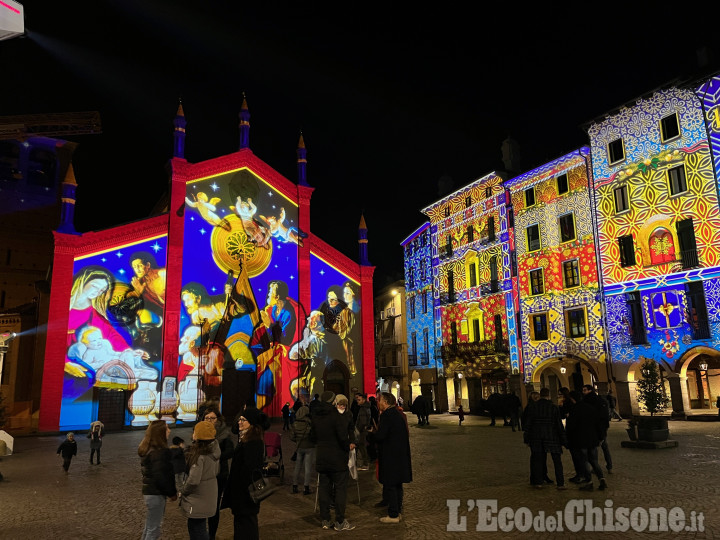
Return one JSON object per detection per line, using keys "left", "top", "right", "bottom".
{"left": 210, "top": 214, "right": 272, "bottom": 277}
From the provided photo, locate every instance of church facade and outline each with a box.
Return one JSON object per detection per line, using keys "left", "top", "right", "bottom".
{"left": 39, "top": 101, "right": 375, "bottom": 431}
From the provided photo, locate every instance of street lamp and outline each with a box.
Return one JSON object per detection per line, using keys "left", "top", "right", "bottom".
{"left": 0, "top": 332, "right": 18, "bottom": 385}
{"left": 699, "top": 361, "right": 708, "bottom": 372}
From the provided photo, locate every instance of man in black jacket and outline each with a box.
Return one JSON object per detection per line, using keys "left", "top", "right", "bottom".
{"left": 354, "top": 393, "right": 372, "bottom": 470}
{"left": 313, "top": 390, "right": 356, "bottom": 531}
{"left": 368, "top": 392, "right": 412, "bottom": 524}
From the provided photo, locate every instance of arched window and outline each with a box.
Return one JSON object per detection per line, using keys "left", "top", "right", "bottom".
{"left": 649, "top": 227, "right": 675, "bottom": 265}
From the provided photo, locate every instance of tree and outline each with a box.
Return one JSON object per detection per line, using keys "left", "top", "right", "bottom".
{"left": 636, "top": 359, "right": 670, "bottom": 416}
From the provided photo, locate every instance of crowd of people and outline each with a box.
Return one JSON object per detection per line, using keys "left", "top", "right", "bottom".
{"left": 522, "top": 385, "right": 615, "bottom": 491}
{"left": 131, "top": 389, "right": 412, "bottom": 538}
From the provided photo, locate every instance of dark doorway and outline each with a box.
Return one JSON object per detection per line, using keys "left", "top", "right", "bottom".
{"left": 95, "top": 388, "right": 127, "bottom": 431}
{"left": 324, "top": 360, "right": 350, "bottom": 397}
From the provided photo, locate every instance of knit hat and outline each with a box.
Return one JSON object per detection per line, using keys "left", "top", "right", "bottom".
{"left": 242, "top": 407, "right": 262, "bottom": 427}
{"left": 321, "top": 390, "right": 336, "bottom": 403}
{"left": 193, "top": 420, "right": 216, "bottom": 441}
{"left": 335, "top": 394, "right": 348, "bottom": 406}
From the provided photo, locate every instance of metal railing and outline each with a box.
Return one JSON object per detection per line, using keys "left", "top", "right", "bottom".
{"left": 680, "top": 248, "right": 700, "bottom": 269}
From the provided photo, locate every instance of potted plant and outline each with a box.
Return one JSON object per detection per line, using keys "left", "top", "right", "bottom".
{"left": 635, "top": 359, "right": 671, "bottom": 442}
{"left": 625, "top": 418, "right": 638, "bottom": 441}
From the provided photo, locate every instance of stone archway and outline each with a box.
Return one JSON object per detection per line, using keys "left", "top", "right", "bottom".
{"left": 673, "top": 347, "right": 720, "bottom": 415}
{"left": 531, "top": 355, "right": 605, "bottom": 402}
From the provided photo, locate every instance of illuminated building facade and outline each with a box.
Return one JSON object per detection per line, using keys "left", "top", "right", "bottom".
{"left": 400, "top": 222, "right": 442, "bottom": 410}
{"left": 421, "top": 173, "right": 519, "bottom": 413}
{"left": 505, "top": 149, "right": 607, "bottom": 401}
{"left": 588, "top": 83, "right": 720, "bottom": 416}
{"left": 38, "top": 101, "right": 376, "bottom": 432}
{"left": 374, "top": 281, "right": 408, "bottom": 403}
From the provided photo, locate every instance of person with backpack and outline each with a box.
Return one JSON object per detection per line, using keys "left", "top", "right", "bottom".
{"left": 87, "top": 421, "right": 104, "bottom": 465}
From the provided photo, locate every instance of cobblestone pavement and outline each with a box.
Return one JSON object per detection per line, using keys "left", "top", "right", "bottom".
{"left": 1, "top": 414, "right": 719, "bottom": 539}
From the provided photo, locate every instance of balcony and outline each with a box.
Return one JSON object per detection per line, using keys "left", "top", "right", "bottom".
{"left": 480, "top": 280, "right": 499, "bottom": 295}
{"left": 438, "top": 292, "right": 456, "bottom": 305}
{"left": 408, "top": 353, "right": 417, "bottom": 366}
{"left": 680, "top": 248, "right": 700, "bottom": 269}
{"left": 418, "top": 352, "right": 430, "bottom": 365}
{"left": 441, "top": 338, "right": 510, "bottom": 361}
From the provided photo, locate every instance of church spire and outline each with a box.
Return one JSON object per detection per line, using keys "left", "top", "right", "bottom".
{"left": 173, "top": 99, "right": 187, "bottom": 159}
{"left": 57, "top": 163, "right": 78, "bottom": 234}
{"left": 297, "top": 132, "right": 308, "bottom": 186}
{"left": 358, "top": 214, "right": 370, "bottom": 266}
{"left": 239, "top": 94, "right": 250, "bottom": 149}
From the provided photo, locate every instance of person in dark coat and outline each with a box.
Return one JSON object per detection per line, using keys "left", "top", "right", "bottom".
{"left": 221, "top": 407, "right": 266, "bottom": 540}
{"left": 458, "top": 405, "right": 465, "bottom": 425}
{"left": 290, "top": 404, "right": 316, "bottom": 494}
{"left": 566, "top": 390, "right": 607, "bottom": 490}
{"left": 57, "top": 432, "right": 77, "bottom": 473}
{"left": 202, "top": 406, "right": 235, "bottom": 540}
{"left": 282, "top": 402, "right": 292, "bottom": 430}
{"left": 524, "top": 387, "right": 566, "bottom": 490}
{"left": 138, "top": 420, "right": 177, "bottom": 540}
{"left": 313, "top": 390, "right": 356, "bottom": 531}
{"left": 368, "top": 392, "right": 412, "bottom": 523}
{"left": 170, "top": 436, "right": 187, "bottom": 491}
{"left": 354, "top": 393, "right": 372, "bottom": 469}
{"left": 87, "top": 421, "right": 104, "bottom": 464}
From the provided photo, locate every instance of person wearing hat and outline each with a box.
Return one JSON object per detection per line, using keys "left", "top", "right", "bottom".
{"left": 334, "top": 394, "right": 357, "bottom": 449}
{"left": 179, "top": 420, "right": 221, "bottom": 539}
{"left": 314, "top": 390, "right": 356, "bottom": 531}
{"left": 221, "top": 407, "right": 267, "bottom": 540}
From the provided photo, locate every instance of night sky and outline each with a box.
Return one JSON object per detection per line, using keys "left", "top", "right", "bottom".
{"left": 4, "top": 2, "right": 719, "bottom": 290}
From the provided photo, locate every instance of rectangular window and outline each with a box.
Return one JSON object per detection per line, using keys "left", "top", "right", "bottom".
{"left": 527, "top": 224, "right": 541, "bottom": 252}
{"left": 626, "top": 291, "right": 647, "bottom": 345}
{"left": 686, "top": 281, "right": 711, "bottom": 339}
{"left": 525, "top": 187, "right": 536, "bottom": 207}
{"left": 423, "top": 328, "right": 430, "bottom": 364}
{"left": 567, "top": 308, "right": 587, "bottom": 338}
{"left": 608, "top": 138, "right": 625, "bottom": 164}
{"left": 529, "top": 268, "right": 544, "bottom": 295}
{"left": 677, "top": 218, "right": 699, "bottom": 269}
{"left": 451, "top": 321, "right": 458, "bottom": 344}
{"left": 422, "top": 292, "right": 428, "bottom": 313}
{"left": 467, "top": 225, "right": 474, "bottom": 243}
{"left": 448, "top": 270, "right": 455, "bottom": 302}
{"left": 531, "top": 313, "right": 548, "bottom": 341}
{"left": 668, "top": 164, "right": 687, "bottom": 195}
{"left": 508, "top": 207, "right": 514, "bottom": 228}
{"left": 487, "top": 216, "right": 496, "bottom": 242}
{"left": 472, "top": 318, "right": 481, "bottom": 343}
{"left": 559, "top": 213, "right": 576, "bottom": 243}
{"left": 465, "top": 195, "right": 472, "bottom": 208}
{"left": 563, "top": 259, "right": 580, "bottom": 288}
{"left": 410, "top": 297, "right": 416, "bottom": 319}
{"left": 660, "top": 112, "right": 680, "bottom": 142}
{"left": 408, "top": 268, "right": 414, "bottom": 289}
{"left": 444, "top": 206, "right": 451, "bottom": 217}
{"left": 618, "top": 234, "right": 636, "bottom": 267}
{"left": 614, "top": 185, "right": 629, "bottom": 213}
{"left": 468, "top": 262, "right": 477, "bottom": 288}
{"left": 494, "top": 314, "right": 503, "bottom": 344}
{"left": 557, "top": 173, "right": 569, "bottom": 195}
{"left": 485, "top": 186, "right": 492, "bottom": 198}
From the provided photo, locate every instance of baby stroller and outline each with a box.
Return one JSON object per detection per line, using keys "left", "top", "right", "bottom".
{"left": 262, "top": 431, "right": 284, "bottom": 483}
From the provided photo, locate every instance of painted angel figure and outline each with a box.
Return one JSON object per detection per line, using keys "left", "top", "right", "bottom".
{"left": 230, "top": 196, "right": 272, "bottom": 249}
{"left": 185, "top": 192, "right": 231, "bottom": 231}
{"left": 260, "top": 207, "right": 308, "bottom": 247}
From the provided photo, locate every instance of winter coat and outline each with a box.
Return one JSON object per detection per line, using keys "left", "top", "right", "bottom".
{"left": 87, "top": 428, "right": 104, "bottom": 449}
{"left": 566, "top": 400, "right": 602, "bottom": 449}
{"left": 221, "top": 436, "right": 265, "bottom": 516}
{"left": 584, "top": 392, "right": 610, "bottom": 438}
{"left": 290, "top": 406, "right": 316, "bottom": 450}
{"left": 140, "top": 447, "right": 176, "bottom": 497}
{"left": 355, "top": 401, "right": 371, "bottom": 433}
{"left": 57, "top": 439, "right": 77, "bottom": 459}
{"left": 312, "top": 401, "right": 351, "bottom": 474}
{"left": 368, "top": 406, "right": 412, "bottom": 486}
{"left": 215, "top": 422, "right": 235, "bottom": 479}
{"left": 169, "top": 446, "right": 186, "bottom": 475}
{"left": 179, "top": 440, "right": 221, "bottom": 519}
{"left": 338, "top": 408, "right": 357, "bottom": 444}
{"left": 524, "top": 398, "right": 567, "bottom": 454}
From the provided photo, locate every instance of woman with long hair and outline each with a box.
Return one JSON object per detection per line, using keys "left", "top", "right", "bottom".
{"left": 138, "top": 420, "right": 176, "bottom": 540}
{"left": 221, "top": 408, "right": 267, "bottom": 540}
{"left": 179, "top": 420, "right": 221, "bottom": 540}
